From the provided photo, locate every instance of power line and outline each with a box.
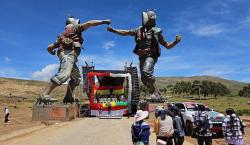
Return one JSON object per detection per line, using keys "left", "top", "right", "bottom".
{"left": 219, "top": 66, "right": 250, "bottom": 77}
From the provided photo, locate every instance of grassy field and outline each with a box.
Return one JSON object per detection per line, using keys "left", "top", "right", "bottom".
{"left": 0, "top": 77, "right": 249, "bottom": 115}
{"left": 167, "top": 96, "right": 250, "bottom": 115}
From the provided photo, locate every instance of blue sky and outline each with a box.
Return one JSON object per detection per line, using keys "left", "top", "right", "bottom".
{"left": 0, "top": 0, "right": 250, "bottom": 83}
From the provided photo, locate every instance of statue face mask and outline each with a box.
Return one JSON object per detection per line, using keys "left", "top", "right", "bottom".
{"left": 66, "top": 17, "right": 80, "bottom": 25}
{"left": 142, "top": 11, "right": 156, "bottom": 27}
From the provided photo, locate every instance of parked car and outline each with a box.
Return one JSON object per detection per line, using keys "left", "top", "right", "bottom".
{"left": 174, "top": 102, "right": 224, "bottom": 136}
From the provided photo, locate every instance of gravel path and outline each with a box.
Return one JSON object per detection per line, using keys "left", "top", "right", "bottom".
{"left": 1, "top": 118, "right": 193, "bottom": 145}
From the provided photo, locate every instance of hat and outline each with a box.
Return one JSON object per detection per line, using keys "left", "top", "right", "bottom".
{"left": 197, "top": 104, "right": 205, "bottom": 111}
{"left": 226, "top": 108, "right": 235, "bottom": 115}
{"left": 134, "top": 110, "right": 149, "bottom": 122}
{"left": 171, "top": 106, "right": 180, "bottom": 115}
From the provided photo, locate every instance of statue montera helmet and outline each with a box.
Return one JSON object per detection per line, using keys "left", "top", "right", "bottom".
{"left": 142, "top": 10, "right": 156, "bottom": 27}
{"left": 66, "top": 16, "right": 80, "bottom": 25}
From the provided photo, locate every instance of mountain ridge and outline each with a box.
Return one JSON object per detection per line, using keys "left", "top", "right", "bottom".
{"left": 0, "top": 75, "right": 248, "bottom": 98}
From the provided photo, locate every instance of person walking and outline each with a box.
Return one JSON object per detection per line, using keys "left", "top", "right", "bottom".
{"left": 154, "top": 110, "right": 174, "bottom": 145}
{"left": 193, "top": 104, "right": 213, "bottom": 145}
{"left": 131, "top": 110, "right": 150, "bottom": 145}
{"left": 222, "top": 108, "right": 245, "bottom": 145}
{"left": 172, "top": 107, "right": 185, "bottom": 145}
{"left": 38, "top": 16, "right": 111, "bottom": 104}
{"left": 107, "top": 10, "right": 181, "bottom": 100}
{"left": 4, "top": 107, "right": 10, "bottom": 125}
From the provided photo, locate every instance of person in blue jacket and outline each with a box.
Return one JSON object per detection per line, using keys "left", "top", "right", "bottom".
{"left": 131, "top": 110, "right": 150, "bottom": 145}
{"left": 172, "top": 106, "right": 185, "bottom": 145}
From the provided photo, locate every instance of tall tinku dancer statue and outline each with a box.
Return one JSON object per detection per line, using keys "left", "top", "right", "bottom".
{"left": 107, "top": 11, "right": 181, "bottom": 99}
{"left": 41, "top": 16, "right": 111, "bottom": 103}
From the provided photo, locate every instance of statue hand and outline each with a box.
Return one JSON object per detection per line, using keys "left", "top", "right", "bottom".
{"left": 103, "top": 19, "right": 111, "bottom": 25}
{"left": 48, "top": 49, "right": 56, "bottom": 55}
{"left": 47, "top": 44, "right": 56, "bottom": 55}
{"left": 175, "top": 35, "right": 182, "bottom": 43}
{"left": 107, "top": 26, "right": 114, "bottom": 32}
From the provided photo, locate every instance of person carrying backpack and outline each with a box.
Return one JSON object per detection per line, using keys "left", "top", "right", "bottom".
{"left": 222, "top": 108, "right": 245, "bottom": 145}
{"left": 193, "top": 104, "right": 213, "bottom": 145}
{"left": 154, "top": 110, "right": 174, "bottom": 145}
{"left": 132, "top": 110, "right": 150, "bottom": 145}
{"left": 172, "top": 107, "right": 185, "bottom": 145}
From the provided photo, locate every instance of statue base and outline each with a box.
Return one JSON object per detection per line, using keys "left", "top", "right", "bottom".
{"left": 32, "top": 104, "right": 79, "bottom": 121}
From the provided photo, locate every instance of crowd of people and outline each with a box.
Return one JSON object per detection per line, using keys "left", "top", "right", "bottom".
{"left": 131, "top": 106, "right": 246, "bottom": 145}
{"left": 94, "top": 93, "right": 126, "bottom": 104}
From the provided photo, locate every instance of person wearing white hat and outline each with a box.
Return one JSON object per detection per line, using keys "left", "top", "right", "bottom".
{"left": 131, "top": 110, "right": 150, "bottom": 145}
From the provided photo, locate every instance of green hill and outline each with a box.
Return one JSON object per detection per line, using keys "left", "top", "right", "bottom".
{"left": 156, "top": 75, "right": 248, "bottom": 96}
{"left": 0, "top": 77, "right": 69, "bottom": 102}
{"left": 0, "top": 75, "right": 248, "bottom": 101}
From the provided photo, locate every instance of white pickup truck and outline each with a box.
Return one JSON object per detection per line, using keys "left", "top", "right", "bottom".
{"left": 174, "top": 102, "right": 225, "bottom": 136}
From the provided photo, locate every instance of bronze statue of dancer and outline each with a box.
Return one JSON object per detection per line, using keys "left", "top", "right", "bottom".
{"left": 107, "top": 10, "right": 181, "bottom": 99}
{"left": 40, "top": 16, "right": 111, "bottom": 104}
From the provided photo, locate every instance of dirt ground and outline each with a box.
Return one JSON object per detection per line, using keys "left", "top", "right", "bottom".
{"left": 0, "top": 117, "right": 193, "bottom": 145}
{"left": 0, "top": 103, "right": 41, "bottom": 137}
{"left": 0, "top": 104, "right": 249, "bottom": 145}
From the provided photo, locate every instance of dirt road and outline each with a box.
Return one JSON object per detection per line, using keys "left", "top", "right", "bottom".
{"left": 1, "top": 118, "right": 193, "bottom": 145}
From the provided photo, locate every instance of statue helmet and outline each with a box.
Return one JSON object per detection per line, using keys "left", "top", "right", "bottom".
{"left": 66, "top": 16, "right": 80, "bottom": 25}
{"left": 142, "top": 10, "right": 156, "bottom": 27}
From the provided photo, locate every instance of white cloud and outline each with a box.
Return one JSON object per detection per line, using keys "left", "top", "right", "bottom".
{"left": 239, "top": 16, "right": 250, "bottom": 25}
{"left": 4, "top": 57, "right": 11, "bottom": 62}
{"left": 0, "top": 67, "right": 16, "bottom": 77}
{"left": 32, "top": 64, "right": 59, "bottom": 81}
{"left": 102, "top": 41, "right": 116, "bottom": 50}
{"left": 155, "top": 56, "right": 192, "bottom": 72}
{"left": 192, "top": 24, "right": 225, "bottom": 36}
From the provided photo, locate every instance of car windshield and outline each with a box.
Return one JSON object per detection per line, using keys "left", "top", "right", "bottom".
{"left": 185, "top": 103, "right": 196, "bottom": 111}
{"left": 187, "top": 107, "right": 196, "bottom": 111}
{"left": 187, "top": 107, "right": 211, "bottom": 111}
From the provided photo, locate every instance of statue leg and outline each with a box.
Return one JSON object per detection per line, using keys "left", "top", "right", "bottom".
{"left": 139, "top": 58, "right": 148, "bottom": 86}
{"left": 63, "top": 63, "right": 81, "bottom": 104}
{"left": 42, "top": 82, "right": 59, "bottom": 96}
{"left": 140, "top": 57, "right": 161, "bottom": 97}
{"left": 50, "top": 50, "right": 75, "bottom": 97}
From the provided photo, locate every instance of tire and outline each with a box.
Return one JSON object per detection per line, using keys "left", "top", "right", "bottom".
{"left": 186, "top": 121, "right": 195, "bottom": 137}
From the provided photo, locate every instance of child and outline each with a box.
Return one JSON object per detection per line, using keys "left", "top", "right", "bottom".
{"left": 131, "top": 110, "right": 150, "bottom": 145}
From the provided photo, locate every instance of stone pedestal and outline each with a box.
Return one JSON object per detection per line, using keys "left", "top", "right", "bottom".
{"left": 32, "top": 104, "right": 78, "bottom": 121}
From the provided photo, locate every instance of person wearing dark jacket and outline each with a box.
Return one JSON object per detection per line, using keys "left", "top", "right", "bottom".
{"left": 132, "top": 110, "right": 150, "bottom": 145}
{"left": 193, "top": 104, "right": 213, "bottom": 145}
{"left": 172, "top": 107, "right": 185, "bottom": 145}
